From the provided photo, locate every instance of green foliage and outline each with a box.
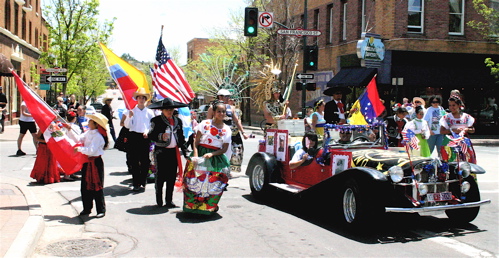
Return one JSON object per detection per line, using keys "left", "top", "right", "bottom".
{"left": 29, "top": 62, "right": 40, "bottom": 85}
{"left": 469, "top": 0, "right": 499, "bottom": 81}
{"left": 41, "top": 0, "right": 114, "bottom": 100}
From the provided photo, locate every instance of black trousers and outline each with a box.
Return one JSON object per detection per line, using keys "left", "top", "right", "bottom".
{"left": 154, "top": 147, "right": 178, "bottom": 204}
{"left": 81, "top": 157, "right": 106, "bottom": 213}
{"left": 128, "top": 132, "right": 151, "bottom": 188}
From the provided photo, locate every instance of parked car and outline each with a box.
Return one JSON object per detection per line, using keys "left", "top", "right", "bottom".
{"left": 85, "top": 105, "right": 97, "bottom": 115}
{"left": 196, "top": 104, "right": 210, "bottom": 121}
{"left": 90, "top": 102, "right": 103, "bottom": 113}
{"left": 246, "top": 123, "right": 491, "bottom": 228}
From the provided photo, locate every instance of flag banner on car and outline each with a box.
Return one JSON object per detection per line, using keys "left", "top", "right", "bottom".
{"left": 12, "top": 71, "right": 87, "bottom": 174}
{"left": 402, "top": 129, "right": 420, "bottom": 150}
{"left": 349, "top": 75, "right": 385, "bottom": 125}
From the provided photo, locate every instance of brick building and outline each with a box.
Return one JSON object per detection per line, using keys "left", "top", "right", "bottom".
{"left": 0, "top": 0, "right": 49, "bottom": 125}
{"left": 269, "top": 0, "right": 499, "bottom": 130}
{"left": 187, "top": 38, "right": 220, "bottom": 62}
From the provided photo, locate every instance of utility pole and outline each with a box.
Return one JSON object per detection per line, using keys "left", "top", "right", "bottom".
{"left": 301, "top": 0, "right": 308, "bottom": 119}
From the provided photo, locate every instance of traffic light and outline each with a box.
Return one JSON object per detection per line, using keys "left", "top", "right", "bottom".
{"left": 304, "top": 45, "right": 318, "bottom": 71}
{"left": 244, "top": 7, "right": 258, "bottom": 37}
{"left": 295, "top": 82, "right": 316, "bottom": 91}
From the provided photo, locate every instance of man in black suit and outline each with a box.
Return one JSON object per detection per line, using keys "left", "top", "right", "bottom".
{"left": 324, "top": 87, "right": 350, "bottom": 124}
{"left": 148, "top": 98, "right": 188, "bottom": 208}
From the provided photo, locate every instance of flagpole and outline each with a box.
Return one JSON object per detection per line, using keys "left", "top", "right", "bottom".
{"left": 281, "top": 63, "right": 299, "bottom": 117}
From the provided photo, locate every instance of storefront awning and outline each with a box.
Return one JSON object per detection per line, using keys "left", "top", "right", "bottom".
{"left": 326, "top": 67, "right": 377, "bottom": 88}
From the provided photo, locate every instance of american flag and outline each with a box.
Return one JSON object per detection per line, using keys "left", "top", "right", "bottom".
{"left": 151, "top": 36, "right": 195, "bottom": 104}
{"left": 446, "top": 132, "right": 469, "bottom": 154}
{"left": 402, "top": 129, "right": 420, "bottom": 150}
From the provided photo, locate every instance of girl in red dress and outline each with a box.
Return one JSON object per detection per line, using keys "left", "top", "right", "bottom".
{"left": 30, "top": 130, "right": 61, "bottom": 184}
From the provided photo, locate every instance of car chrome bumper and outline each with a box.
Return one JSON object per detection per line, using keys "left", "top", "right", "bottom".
{"left": 385, "top": 199, "right": 491, "bottom": 213}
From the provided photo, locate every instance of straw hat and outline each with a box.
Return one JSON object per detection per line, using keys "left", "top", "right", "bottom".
{"left": 412, "top": 97, "right": 426, "bottom": 107}
{"left": 103, "top": 95, "right": 113, "bottom": 102}
{"left": 86, "top": 113, "right": 109, "bottom": 129}
{"left": 133, "top": 88, "right": 151, "bottom": 101}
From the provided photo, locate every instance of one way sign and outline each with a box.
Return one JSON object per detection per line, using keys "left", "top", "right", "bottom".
{"left": 41, "top": 75, "right": 67, "bottom": 83}
{"left": 296, "top": 73, "right": 314, "bottom": 80}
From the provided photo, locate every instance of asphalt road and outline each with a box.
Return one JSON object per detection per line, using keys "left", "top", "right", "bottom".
{"left": 1, "top": 93, "right": 497, "bottom": 257}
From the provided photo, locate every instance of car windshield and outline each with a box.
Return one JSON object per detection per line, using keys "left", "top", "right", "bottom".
{"left": 326, "top": 124, "right": 384, "bottom": 148}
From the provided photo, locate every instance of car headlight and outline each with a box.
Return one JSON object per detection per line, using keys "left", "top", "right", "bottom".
{"left": 461, "top": 181, "right": 471, "bottom": 193}
{"left": 459, "top": 162, "right": 471, "bottom": 178}
{"left": 388, "top": 166, "right": 404, "bottom": 183}
{"left": 419, "top": 184, "right": 428, "bottom": 195}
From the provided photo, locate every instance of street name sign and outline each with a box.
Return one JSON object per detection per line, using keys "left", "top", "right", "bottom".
{"left": 296, "top": 73, "right": 315, "bottom": 80}
{"left": 45, "top": 67, "right": 68, "bottom": 73}
{"left": 277, "top": 28, "right": 322, "bottom": 37}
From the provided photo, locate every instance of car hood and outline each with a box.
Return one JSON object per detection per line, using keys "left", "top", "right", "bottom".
{"left": 351, "top": 149, "right": 432, "bottom": 171}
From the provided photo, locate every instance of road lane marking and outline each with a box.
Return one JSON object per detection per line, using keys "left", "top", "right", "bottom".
{"left": 413, "top": 230, "right": 495, "bottom": 257}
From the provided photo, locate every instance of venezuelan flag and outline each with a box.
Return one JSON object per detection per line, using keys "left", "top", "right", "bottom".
{"left": 99, "top": 42, "right": 149, "bottom": 110}
{"left": 349, "top": 75, "right": 385, "bottom": 125}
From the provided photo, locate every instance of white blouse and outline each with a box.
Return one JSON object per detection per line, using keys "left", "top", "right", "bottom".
{"left": 196, "top": 120, "right": 231, "bottom": 149}
{"left": 403, "top": 119, "right": 430, "bottom": 139}
{"left": 77, "top": 129, "right": 105, "bottom": 157}
{"left": 440, "top": 113, "right": 475, "bottom": 130}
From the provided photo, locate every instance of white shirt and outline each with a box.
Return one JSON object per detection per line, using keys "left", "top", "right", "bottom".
{"left": 290, "top": 148, "right": 307, "bottom": 163}
{"left": 77, "top": 129, "right": 105, "bottom": 157}
{"left": 335, "top": 100, "right": 345, "bottom": 120}
{"left": 196, "top": 119, "right": 231, "bottom": 149}
{"left": 439, "top": 113, "right": 475, "bottom": 130}
{"left": 404, "top": 119, "right": 430, "bottom": 139}
{"left": 126, "top": 105, "right": 155, "bottom": 134}
{"left": 19, "top": 101, "right": 35, "bottom": 122}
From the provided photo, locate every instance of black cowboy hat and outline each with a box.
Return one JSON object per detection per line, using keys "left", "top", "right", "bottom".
{"left": 323, "top": 86, "right": 352, "bottom": 96}
{"left": 148, "top": 98, "right": 188, "bottom": 109}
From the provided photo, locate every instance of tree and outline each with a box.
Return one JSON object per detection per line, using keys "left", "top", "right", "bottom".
{"left": 41, "top": 0, "right": 114, "bottom": 96}
{"left": 469, "top": 0, "right": 499, "bottom": 79}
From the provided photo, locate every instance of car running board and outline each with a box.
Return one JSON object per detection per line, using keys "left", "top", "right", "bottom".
{"left": 270, "top": 183, "right": 306, "bottom": 193}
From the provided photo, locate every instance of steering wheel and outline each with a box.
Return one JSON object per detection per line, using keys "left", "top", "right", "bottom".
{"left": 352, "top": 135, "right": 371, "bottom": 143}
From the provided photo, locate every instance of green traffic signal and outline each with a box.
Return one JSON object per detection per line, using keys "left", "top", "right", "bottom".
{"left": 309, "top": 61, "right": 315, "bottom": 66}
{"left": 247, "top": 26, "right": 255, "bottom": 34}
{"left": 244, "top": 7, "right": 258, "bottom": 37}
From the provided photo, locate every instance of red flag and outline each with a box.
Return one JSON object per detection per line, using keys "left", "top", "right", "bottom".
{"left": 12, "top": 71, "right": 87, "bottom": 174}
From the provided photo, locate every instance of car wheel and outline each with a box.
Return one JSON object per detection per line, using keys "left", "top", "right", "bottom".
{"left": 248, "top": 157, "right": 272, "bottom": 199}
{"left": 445, "top": 176, "right": 481, "bottom": 224}
{"left": 340, "top": 178, "right": 376, "bottom": 227}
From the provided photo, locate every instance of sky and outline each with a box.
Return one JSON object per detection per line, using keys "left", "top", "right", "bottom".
{"left": 97, "top": 0, "right": 247, "bottom": 65}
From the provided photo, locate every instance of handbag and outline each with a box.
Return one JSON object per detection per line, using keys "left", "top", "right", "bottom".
{"left": 114, "top": 127, "right": 129, "bottom": 152}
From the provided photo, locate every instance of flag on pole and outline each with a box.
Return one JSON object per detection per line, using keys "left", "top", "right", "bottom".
{"left": 348, "top": 76, "right": 385, "bottom": 125}
{"left": 99, "top": 42, "right": 150, "bottom": 110}
{"left": 150, "top": 36, "right": 195, "bottom": 104}
{"left": 12, "top": 71, "right": 87, "bottom": 174}
{"left": 402, "top": 129, "right": 420, "bottom": 150}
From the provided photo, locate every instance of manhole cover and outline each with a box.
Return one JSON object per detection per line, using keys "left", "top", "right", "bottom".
{"left": 44, "top": 238, "right": 115, "bottom": 257}
{"left": 227, "top": 205, "right": 242, "bottom": 209}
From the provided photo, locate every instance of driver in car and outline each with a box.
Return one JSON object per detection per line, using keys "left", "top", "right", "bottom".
{"left": 337, "top": 130, "right": 353, "bottom": 144}
{"left": 289, "top": 132, "right": 318, "bottom": 169}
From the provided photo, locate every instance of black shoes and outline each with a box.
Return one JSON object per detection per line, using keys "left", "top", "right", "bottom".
{"left": 16, "top": 150, "right": 26, "bottom": 156}
{"left": 165, "top": 202, "right": 176, "bottom": 208}
{"left": 79, "top": 210, "right": 91, "bottom": 216}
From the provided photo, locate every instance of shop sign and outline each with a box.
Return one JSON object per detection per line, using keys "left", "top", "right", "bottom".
{"left": 356, "top": 33, "right": 385, "bottom": 62}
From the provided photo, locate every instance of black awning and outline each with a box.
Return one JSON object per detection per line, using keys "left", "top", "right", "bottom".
{"left": 326, "top": 67, "right": 377, "bottom": 88}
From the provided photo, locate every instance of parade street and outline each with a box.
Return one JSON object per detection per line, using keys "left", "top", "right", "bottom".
{"left": 0, "top": 120, "right": 498, "bottom": 257}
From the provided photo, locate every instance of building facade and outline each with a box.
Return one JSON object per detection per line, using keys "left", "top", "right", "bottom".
{"left": 0, "top": 0, "right": 49, "bottom": 125}
{"left": 270, "top": 0, "right": 499, "bottom": 130}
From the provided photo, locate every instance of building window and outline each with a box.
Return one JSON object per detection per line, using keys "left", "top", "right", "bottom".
{"left": 449, "top": 0, "right": 464, "bottom": 35}
{"left": 408, "top": 0, "right": 424, "bottom": 33}
{"left": 327, "top": 4, "right": 334, "bottom": 44}
{"left": 22, "top": 11, "right": 27, "bottom": 40}
{"left": 313, "top": 9, "right": 320, "bottom": 44}
{"left": 14, "top": 5, "right": 19, "bottom": 35}
{"left": 491, "top": 0, "right": 499, "bottom": 37}
{"left": 5, "top": 1, "right": 11, "bottom": 31}
{"left": 35, "top": 28, "right": 39, "bottom": 47}
{"left": 361, "top": 0, "right": 367, "bottom": 32}
{"left": 341, "top": 1, "right": 348, "bottom": 41}
{"left": 29, "top": 21, "right": 32, "bottom": 44}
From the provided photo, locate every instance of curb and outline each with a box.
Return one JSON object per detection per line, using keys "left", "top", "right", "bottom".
{"left": 3, "top": 177, "right": 45, "bottom": 258}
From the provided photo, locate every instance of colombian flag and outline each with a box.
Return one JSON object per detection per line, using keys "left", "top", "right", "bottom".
{"left": 99, "top": 42, "right": 150, "bottom": 110}
{"left": 349, "top": 75, "right": 385, "bottom": 125}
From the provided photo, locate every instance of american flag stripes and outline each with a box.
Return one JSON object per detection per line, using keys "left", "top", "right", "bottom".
{"left": 402, "top": 129, "right": 420, "bottom": 150}
{"left": 151, "top": 36, "right": 195, "bottom": 104}
{"left": 446, "top": 132, "right": 469, "bottom": 154}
